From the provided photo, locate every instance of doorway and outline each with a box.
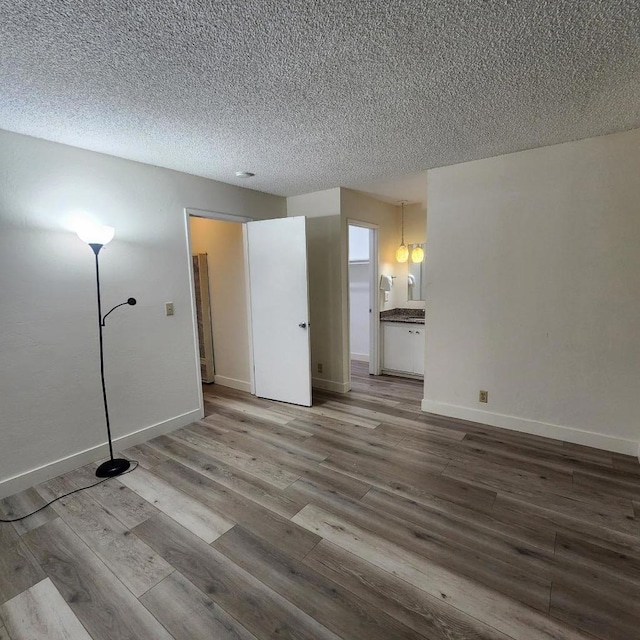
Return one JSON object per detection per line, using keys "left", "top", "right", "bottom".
{"left": 188, "top": 212, "right": 253, "bottom": 400}
{"left": 185, "top": 209, "right": 314, "bottom": 411}
{"left": 347, "top": 221, "right": 379, "bottom": 385}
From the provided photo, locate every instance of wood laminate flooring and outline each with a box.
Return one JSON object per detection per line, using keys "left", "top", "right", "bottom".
{"left": 1, "top": 360, "right": 639, "bottom": 640}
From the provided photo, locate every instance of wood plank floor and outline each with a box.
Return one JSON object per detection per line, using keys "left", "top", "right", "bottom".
{"left": 1, "top": 360, "right": 639, "bottom": 640}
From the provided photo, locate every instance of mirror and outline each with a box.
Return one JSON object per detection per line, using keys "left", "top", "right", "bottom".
{"left": 407, "top": 243, "right": 426, "bottom": 301}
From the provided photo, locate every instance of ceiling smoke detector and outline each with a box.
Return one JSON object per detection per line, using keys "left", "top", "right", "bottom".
{"left": 235, "top": 171, "right": 255, "bottom": 178}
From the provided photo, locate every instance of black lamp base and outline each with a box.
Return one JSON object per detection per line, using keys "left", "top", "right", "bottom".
{"left": 96, "top": 458, "right": 131, "bottom": 478}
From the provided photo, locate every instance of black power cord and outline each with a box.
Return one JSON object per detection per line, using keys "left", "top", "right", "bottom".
{"left": 0, "top": 461, "right": 139, "bottom": 523}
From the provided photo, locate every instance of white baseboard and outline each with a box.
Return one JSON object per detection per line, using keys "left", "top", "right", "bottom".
{"left": 213, "top": 375, "right": 251, "bottom": 393}
{"left": 350, "top": 353, "right": 370, "bottom": 363}
{"left": 0, "top": 409, "right": 202, "bottom": 500}
{"left": 312, "top": 377, "right": 351, "bottom": 394}
{"left": 421, "top": 399, "right": 638, "bottom": 456}
{"left": 381, "top": 369, "right": 423, "bottom": 380}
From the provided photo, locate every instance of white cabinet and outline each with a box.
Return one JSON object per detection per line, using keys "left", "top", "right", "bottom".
{"left": 382, "top": 322, "right": 425, "bottom": 376}
{"left": 382, "top": 324, "right": 415, "bottom": 372}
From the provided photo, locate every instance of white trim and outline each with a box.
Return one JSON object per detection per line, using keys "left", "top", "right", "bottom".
{"left": 346, "top": 220, "right": 381, "bottom": 382}
{"left": 303, "top": 216, "right": 313, "bottom": 404}
{"left": 369, "top": 227, "right": 380, "bottom": 376}
{"left": 382, "top": 369, "right": 423, "bottom": 380}
{"left": 421, "top": 399, "right": 639, "bottom": 456}
{"left": 185, "top": 207, "right": 256, "bottom": 407}
{"left": 0, "top": 409, "right": 202, "bottom": 499}
{"left": 183, "top": 210, "right": 205, "bottom": 418}
{"left": 212, "top": 375, "right": 252, "bottom": 393}
{"left": 241, "top": 224, "right": 256, "bottom": 395}
{"left": 312, "top": 377, "right": 351, "bottom": 394}
{"left": 186, "top": 207, "right": 252, "bottom": 224}
{"left": 350, "top": 353, "right": 370, "bottom": 362}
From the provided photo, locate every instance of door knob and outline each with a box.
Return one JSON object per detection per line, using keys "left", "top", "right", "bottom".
{"left": 298, "top": 322, "right": 307, "bottom": 329}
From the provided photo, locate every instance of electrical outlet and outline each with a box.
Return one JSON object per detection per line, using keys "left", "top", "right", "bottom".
{"left": 165, "top": 302, "right": 174, "bottom": 316}
{"left": 479, "top": 390, "right": 488, "bottom": 403}
{"left": 317, "top": 363, "right": 323, "bottom": 373}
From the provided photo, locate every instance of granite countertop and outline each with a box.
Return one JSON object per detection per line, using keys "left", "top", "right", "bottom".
{"left": 380, "top": 308, "right": 425, "bottom": 324}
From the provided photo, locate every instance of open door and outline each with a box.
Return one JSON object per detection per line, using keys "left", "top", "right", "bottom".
{"left": 246, "top": 216, "right": 312, "bottom": 406}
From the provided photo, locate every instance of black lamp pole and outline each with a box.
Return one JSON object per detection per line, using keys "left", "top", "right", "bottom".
{"left": 88, "top": 242, "right": 136, "bottom": 478}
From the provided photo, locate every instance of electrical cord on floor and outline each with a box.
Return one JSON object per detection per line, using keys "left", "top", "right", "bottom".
{"left": 0, "top": 461, "right": 139, "bottom": 523}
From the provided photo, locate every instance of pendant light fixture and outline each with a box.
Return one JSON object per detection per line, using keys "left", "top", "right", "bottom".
{"left": 395, "top": 201, "right": 409, "bottom": 263}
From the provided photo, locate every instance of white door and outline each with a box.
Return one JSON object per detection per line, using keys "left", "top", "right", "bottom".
{"left": 246, "top": 217, "right": 312, "bottom": 406}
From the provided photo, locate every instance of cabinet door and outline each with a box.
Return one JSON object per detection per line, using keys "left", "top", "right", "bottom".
{"left": 412, "top": 326, "right": 425, "bottom": 375}
{"left": 383, "top": 324, "right": 413, "bottom": 373}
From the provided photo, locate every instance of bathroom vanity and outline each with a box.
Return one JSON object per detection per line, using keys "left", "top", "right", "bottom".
{"left": 380, "top": 309, "right": 425, "bottom": 378}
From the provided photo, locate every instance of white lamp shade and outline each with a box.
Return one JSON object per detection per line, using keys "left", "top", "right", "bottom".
{"left": 395, "top": 244, "right": 409, "bottom": 263}
{"left": 76, "top": 224, "right": 115, "bottom": 246}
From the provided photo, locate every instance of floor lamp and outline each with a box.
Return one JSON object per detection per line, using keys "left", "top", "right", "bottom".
{"left": 76, "top": 224, "right": 137, "bottom": 478}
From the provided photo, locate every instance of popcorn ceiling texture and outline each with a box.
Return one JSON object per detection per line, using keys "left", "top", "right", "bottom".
{"left": 0, "top": 0, "right": 638, "bottom": 196}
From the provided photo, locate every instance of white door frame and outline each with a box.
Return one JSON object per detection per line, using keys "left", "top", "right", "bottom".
{"left": 347, "top": 220, "right": 380, "bottom": 379}
{"left": 183, "top": 208, "right": 254, "bottom": 418}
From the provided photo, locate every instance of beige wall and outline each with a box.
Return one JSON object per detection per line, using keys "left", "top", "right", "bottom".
{"left": 287, "top": 189, "right": 347, "bottom": 392}
{"left": 341, "top": 189, "right": 399, "bottom": 311}
{"left": 423, "top": 128, "right": 640, "bottom": 456}
{"left": 403, "top": 202, "right": 428, "bottom": 244}
{"left": 288, "top": 187, "right": 428, "bottom": 392}
{"left": 0, "top": 128, "right": 285, "bottom": 497}
{"left": 287, "top": 188, "right": 341, "bottom": 218}
{"left": 306, "top": 216, "right": 346, "bottom": 391}
{"left": 189, "top": 217, "right": 251, "bottom": 392}
{"left": 394, "top": 201, "right": 428, "bottom": 310}
{"left": 342, "top": 191, "right": 427, "bottom": 311}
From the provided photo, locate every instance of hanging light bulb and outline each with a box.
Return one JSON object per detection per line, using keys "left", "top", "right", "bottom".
{"left": 395, "top": 243, "right": 409, "bottom": 263}
{"left": 411, "top": 245, "right": 425, "bottom": 263}
{"left": 395, "top": 201, "right": 408, "bottom": 263}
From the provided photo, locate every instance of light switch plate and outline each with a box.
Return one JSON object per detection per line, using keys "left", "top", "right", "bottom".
{"left": 165, "top": 302, "right": 174, "bottom": 316}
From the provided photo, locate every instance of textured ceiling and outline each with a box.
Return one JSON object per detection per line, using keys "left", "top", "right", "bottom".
{"left": 0, "top": 1, "right": 638, "bottom": 198}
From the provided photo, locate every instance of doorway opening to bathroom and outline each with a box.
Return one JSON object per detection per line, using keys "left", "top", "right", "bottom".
{"left": 347, "top": 222, "right": 379, "bottom": 386}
